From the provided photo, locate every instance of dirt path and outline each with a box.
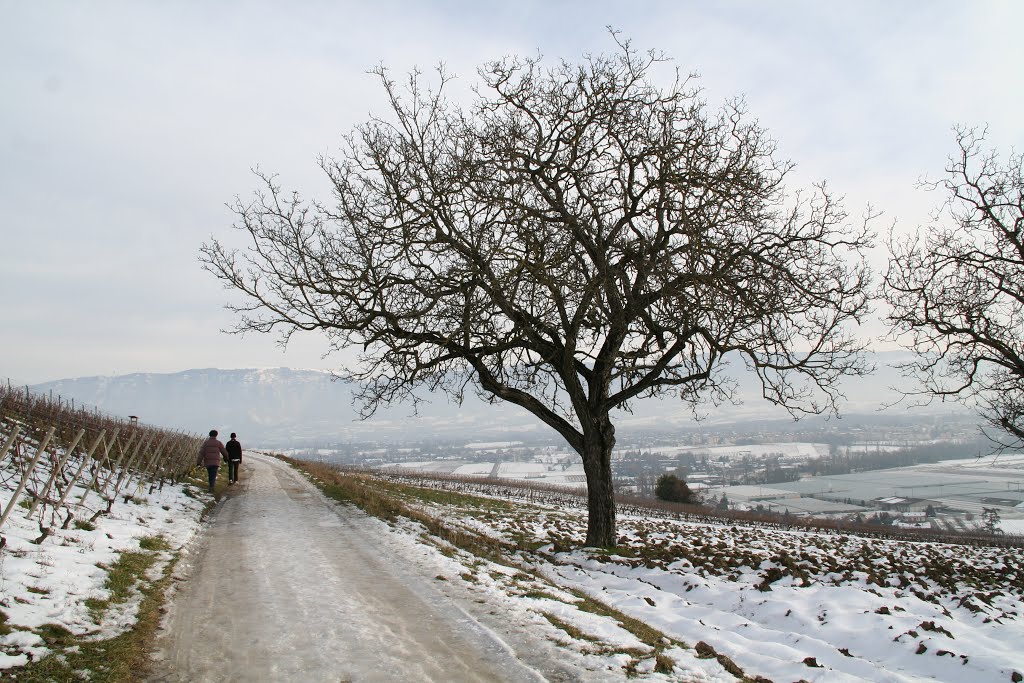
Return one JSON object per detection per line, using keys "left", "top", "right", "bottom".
{"left": 147, "top": 453, "right": 567, "bottom": 683}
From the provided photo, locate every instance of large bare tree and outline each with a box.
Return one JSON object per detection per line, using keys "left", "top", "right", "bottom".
{"left": 201, "top": 40, "right": 872, "bottom": 547}
{"left": 884, "top": 127, "right": 1024, "bottom": 449}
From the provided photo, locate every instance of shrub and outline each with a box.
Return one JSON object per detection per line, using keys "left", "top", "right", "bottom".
{"left": 654, "top": 474, "right": 696, "bottom": 504}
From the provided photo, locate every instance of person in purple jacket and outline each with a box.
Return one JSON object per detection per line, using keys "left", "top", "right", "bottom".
{"left": 197, "top": 429, "right": 228, "bottom": 493}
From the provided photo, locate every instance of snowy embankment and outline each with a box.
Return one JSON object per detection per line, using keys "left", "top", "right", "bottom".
{"left": 544, "top": 519, "right": 1023, "bottom": 683}
{"left": 324, "top": 467, "right": 1024, "bottom": 683}
{"left": 0, "top": 467, "right": 207, "bottom": 670}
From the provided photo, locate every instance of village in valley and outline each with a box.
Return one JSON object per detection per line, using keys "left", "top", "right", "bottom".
{"left": 283, "top": 410, "right": 1024, "bottom": 536}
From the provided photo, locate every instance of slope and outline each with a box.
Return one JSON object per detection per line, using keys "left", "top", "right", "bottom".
{"left": 292, "top": 461, "right": 1024, "bottom": 683}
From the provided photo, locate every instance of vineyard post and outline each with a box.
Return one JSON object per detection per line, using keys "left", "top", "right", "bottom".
{"left": 112, "top": 431, "right": 151, "bottom": 496}
{"left": 100, "top": 429, "right": 136, "bottom": 499}
{"left": 79, "top": 427, "right": 119, "bottom": 506}
{"left": 151, "top": 433, "right": 177, "bottom": 488}
{"left": 0, "top": 425, "right": 22, "bottom": 463}
{"left": 26, "top": 427, "right": 85, "bottom": 520}
{"left": 0, "top": 426, "right": 55, "bottom": 531}
{"left": 151, "top": 433, "right": 190, "bottom": 490}
{"left": 142, "top": 435, "right": 170, "bottom": 484}
{"left": 140, "top": 436, "right": 165, "bottom": 493}
{"left": 55, "top": 430, "right": 106, "bottom": 523}
{"left": 179, "top": 435, "right": 201, "bottom": 479}
{"left": 125, "top": 435, "right": 167, "bottom": 497}
{"left": 166, "top": 435, "right": 199, "bottom": 483}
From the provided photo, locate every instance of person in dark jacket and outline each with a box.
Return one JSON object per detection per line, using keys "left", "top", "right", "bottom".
{"left": 226, "top": 432, "right": 242, "bottom": 484}
{"left": 197, "top": 429, "right": 228, "bottom": 493}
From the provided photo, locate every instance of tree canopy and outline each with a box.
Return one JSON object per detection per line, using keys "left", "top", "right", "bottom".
{"left": 883, "top": 127, "right": 1024, "bottom": 449}
{"left": 201, "top": 38, "right": 873, "bottom": 546}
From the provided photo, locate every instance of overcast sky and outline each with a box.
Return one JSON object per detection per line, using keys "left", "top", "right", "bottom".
{"left": 2, "top": 1, "right": 1022, "bottom": 385}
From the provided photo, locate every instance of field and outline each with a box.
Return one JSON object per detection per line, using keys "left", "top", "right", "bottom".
{"left": 295, "top": 460, "right": 1024, "bottom": 683}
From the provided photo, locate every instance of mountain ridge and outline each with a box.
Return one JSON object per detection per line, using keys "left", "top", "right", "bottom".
{"left": 27, "top": 352, "right": 968, "bottom": 447}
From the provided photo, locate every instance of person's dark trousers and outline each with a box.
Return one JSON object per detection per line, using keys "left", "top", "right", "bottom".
{"left": 206, "top": 465, "right": 218, "bottom": 492}
{"left": 228, "top": 460, "right": 240, "bottom": 483}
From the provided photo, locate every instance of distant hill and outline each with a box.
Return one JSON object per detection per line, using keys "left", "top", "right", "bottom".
{"left": 29, "top": 367, "right": 543, "bottom": 446}
{"left": 29, "top": 353, "right": 968, "bottom": 447}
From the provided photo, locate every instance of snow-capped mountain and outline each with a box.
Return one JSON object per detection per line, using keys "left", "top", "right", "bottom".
{"left": 27, "top": 353, "right": 966, "bottom": 447}
{"left": 28, "top": 367, "right": 542, "bottom": 446}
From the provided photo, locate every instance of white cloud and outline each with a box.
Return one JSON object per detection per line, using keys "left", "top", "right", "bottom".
{"left": 2, "top": 0, "right": 1022, "bottom": 383}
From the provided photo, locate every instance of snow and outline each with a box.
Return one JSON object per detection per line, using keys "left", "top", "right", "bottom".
{"left": 0, "top": 454, "right": 206, "bottom": 669}
{"left": 544, "top": 549, "right": 1018, "bottom": 682}
{"left": 375, "top": 471, "right": 1024, "bottom": 682}
{"left": 451, "top": 463, "right": 496, "bottom": 476}
{"left": 405, "top": 460, "right": 590, "bottom": 487}
{"left": 671, "top": 442, "right": 833, "bottom": 459}
{"left": 1001, "top": 518, "right": 1024, "bottom": 535}
{"left": 4, "top": 447, "right": 1023, "bottom": 682}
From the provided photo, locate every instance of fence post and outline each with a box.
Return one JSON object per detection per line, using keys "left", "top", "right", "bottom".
{"left": 182, "top": 435, "right": 201, "bottom": 474}
{"left": 150, "top": 434, "right": 188, "bottom": 490}
{"left": 125, "top": 435, "right": 167, "bottom": 498}
{"left": 151, "top": 433, "right": 182, "bottom": 489}
{"left": 166, "top": 435, "right": 199, "bottom": 483}
{"left": 97, "top": 428, "right": 135, "bottom": 501}
{"left": 140, "top": 435, "right": 168, "bottom": 485}
{"left": 109, "top": 431, "right": 143, "bottom": 494}
{"left": 0, "top": 426, "right": 56, "bottom": 531}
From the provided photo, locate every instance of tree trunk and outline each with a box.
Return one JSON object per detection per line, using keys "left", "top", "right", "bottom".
{"left": 581, "top": 419, "right": 617, "bottom": 548}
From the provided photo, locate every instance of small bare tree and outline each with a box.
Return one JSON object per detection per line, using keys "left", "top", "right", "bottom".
{"left": 883, "top": 127, "right": 1024, "bottom": 450}
{"left": 201, "top": 39, "right": 873, "bottom": 547}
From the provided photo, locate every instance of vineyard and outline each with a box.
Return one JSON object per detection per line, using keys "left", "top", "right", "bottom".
{"left": 0, "top": 384, "right": 200, "bottom": 547}
{"left": 0, "top": 385, "right": 209, "bottom": 676}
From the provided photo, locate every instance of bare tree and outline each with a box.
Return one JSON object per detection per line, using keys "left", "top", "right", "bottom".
{"left": 883, "top": 127, "right": 1024, "bottom": 450}
{"left": 201, "top": 39, "right": 872, "bottom": 547}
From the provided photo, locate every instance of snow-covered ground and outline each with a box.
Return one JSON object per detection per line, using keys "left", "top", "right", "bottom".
{"left": 383, "top": 459, "right": 590, "bottom": 487}
{"left": 544, "top": 523, "right": 1023, "bottom": 682}
{"left": 366, "top": 470, "right": 1024, "bottom": 683}
{"left": 1003, "top": 519, "right": 1024, "bottom": 535}
{"left": 4, "top": 448, "right": 1023, "bottom": 682}
{"left": 0, "top": 472, "right": 206, "bottom": 669}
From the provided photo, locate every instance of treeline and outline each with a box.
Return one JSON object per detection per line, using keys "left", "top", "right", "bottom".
{"left": 805, "top": 439, "right": 993, "bottom": 476}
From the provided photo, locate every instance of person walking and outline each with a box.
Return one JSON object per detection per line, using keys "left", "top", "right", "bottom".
{"left": 226, "top": 432, "right": 242, "bottom": 484}
{"left": 197, "top": 429, "right": 228, "bottom": 493}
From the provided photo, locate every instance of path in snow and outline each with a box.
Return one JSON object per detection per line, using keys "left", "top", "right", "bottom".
{"left": 147, "top": 453, "right": 570, "bottom": 683}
